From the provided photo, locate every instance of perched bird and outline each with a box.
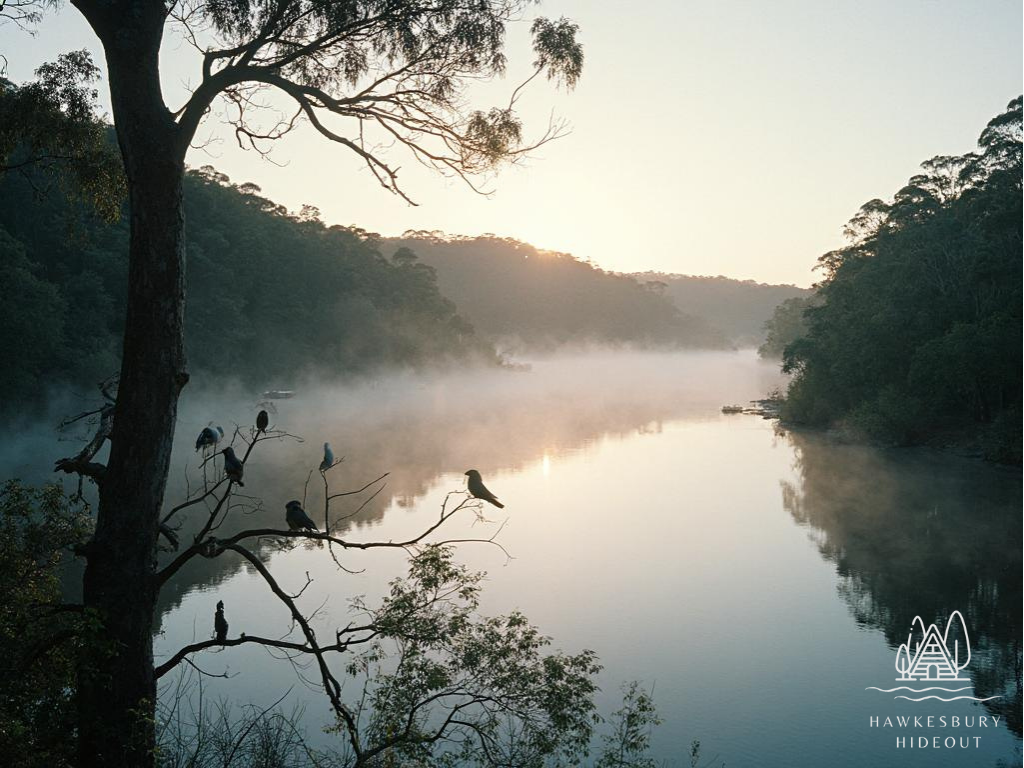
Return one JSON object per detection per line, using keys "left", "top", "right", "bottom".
{"left": 285, "top": 500, "right": 318, "bottom": 532}
{"left": 256, "top": 409, "right": 269, "bottom": 435}
{"left": 214, "top": 600, "right": 228, "bottom": 643}
{"left": 465, "top": 469, "right": 504, "bottom": 509}
{"left": 221, "top": 447, "right": 244, "bottom": 486}
{"left": 195, "top": 425, "right": 224, "bottom": 452}
{"left": 319, "top": 442, "right": 334, "bottom": 472}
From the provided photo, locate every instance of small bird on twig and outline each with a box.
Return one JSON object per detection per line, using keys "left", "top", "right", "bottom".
{"left": 319, "top": 442, "right": 334, "bottom": 472}
{"left": 256, "top": 410, "right": 269, "bottom": 435}
{"left": 195, "top": 425, "right": 224, "bottom": 452}
{"left": 214, "top": 600, "right": 228, "bottom": 643}
{"left": 221, "top": 447, "right": 244, "bottom": 486}
{"left": 285, "top": 500, "right": 318, "bottom": 531}
{"left": 465, "top": 469, "right": 504, "bottom": 509}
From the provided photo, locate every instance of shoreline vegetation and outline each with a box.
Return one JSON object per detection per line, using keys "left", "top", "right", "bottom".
{"left": 759, "top": 97, "right": 1022, "bottom": 465}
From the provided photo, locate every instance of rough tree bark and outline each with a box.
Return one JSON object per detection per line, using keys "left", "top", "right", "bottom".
{"left": 71, "top": 2, "right": 188, "bottom": 765}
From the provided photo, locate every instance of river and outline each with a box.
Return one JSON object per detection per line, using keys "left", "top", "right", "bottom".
{"left": 21, "top": 350, "right": 1023, "bottom": 766}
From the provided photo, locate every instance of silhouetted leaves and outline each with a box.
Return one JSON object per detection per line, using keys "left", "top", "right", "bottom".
{"left": 782, "top": 97, "right": 1022, "bottom": 458}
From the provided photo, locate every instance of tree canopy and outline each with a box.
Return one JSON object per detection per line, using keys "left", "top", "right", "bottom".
{"left": 0, "top": 51, "right": 124, "bottom": 220}
{"left": 781, "top": 97, "right": 1022, "bottom": 460}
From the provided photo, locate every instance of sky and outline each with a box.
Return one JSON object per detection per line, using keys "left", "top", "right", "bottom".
{"left": 2, "top": 0, "right": 1021, "bottom": 286}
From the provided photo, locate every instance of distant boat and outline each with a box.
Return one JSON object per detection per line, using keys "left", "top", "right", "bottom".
{"left": 721, "top": 405, "right": 744, "bottom": 414}
{"left": 262, "top": 390, "right": 295, "bottom": 400}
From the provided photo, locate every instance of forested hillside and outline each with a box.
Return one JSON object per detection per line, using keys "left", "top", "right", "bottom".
{"left": 0, "top": 165, "right": 496, "bottom": 408}
{"left": 1, "top": 164, "right": 740, "bottom": 412}
{"left": 781, "top": 97, "right": 1022, "bottom": 461}
{"left": 388, "top": 234, "right": 728, "bottom": 350}
{"left": 632, "top": 273, "right": 811, "bottom": 345}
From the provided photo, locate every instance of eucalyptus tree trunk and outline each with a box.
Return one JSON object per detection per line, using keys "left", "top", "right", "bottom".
{"left": 71, "top": 2, "right": 188, "bottom": 764}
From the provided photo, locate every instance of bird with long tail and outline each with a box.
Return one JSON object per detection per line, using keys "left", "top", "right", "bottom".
{"left": 465, "top": 469, "right": 504, "bottom": 509}
{"left": 285, "top": 500, "right": 319, "bottom": 532}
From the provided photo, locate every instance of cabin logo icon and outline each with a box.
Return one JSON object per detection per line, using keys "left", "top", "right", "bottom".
{"left": 894, "top": 611, "right": 970, "bottom": 682}
{"left": 866, "top": 610, "right": 1001, "bottom": 702}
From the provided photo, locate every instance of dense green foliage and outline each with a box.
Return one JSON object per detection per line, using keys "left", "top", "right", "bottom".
{"left": 390, "top": 234, "right": 729, "bottom": 350}
{"left": 0, "top": 165, "right": 499, "bottom": 407}
{"left": 0, "top": 51, "right": 124, "bottom": 221}
{"left": 782, "top": 98, "right": 1022, "bottom": 459}
{"left": 634, "top": 273, "right": 811, "bottom": 345}
{"left": 0, "top": 481, "right": 90, "bottom": 768}
{"left": 758, "top": 296, "right": 818, "bottom": 359}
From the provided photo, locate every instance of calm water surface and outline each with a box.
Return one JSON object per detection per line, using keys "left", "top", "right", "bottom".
{"left": 60, "top": 351, "right": 1024, "bottom": 766}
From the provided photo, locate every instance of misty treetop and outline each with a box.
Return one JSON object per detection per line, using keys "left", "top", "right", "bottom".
{"left": 781, "top": 96, "right": 1022, "bottom": 460}
{"left": 0, "top": 165, "right": 497, "bottom": 406}
{"left": 389, "top": 232, "right": 729, "bottom": 350}
{"left": 758, "top": 295, "right": 818, "bottom": 360}
{"left": 634, "top": 272, "right": 811, "bottom": 346}
{"left": 0, "top": 160, "right": 742, "bottom": 411}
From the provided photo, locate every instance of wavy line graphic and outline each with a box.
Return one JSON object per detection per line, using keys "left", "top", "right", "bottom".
{"left": 895, "top": 696, "right": 1002, "bottom": 702}
{"left": 868, "top": 692, "right": 970, "bottom": 696}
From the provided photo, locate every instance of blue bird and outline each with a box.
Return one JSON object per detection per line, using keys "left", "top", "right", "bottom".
{"left": 195, "top": 425, "right": 224, "bottom": 452}
{"left": 285, "top": 500, "right": 318, "bottom": 531}
{"left": 319, "top": 442, "right": 334, "bottom": 472}
{"left": 221, "top": 447, "right": 244, "bottom": 486}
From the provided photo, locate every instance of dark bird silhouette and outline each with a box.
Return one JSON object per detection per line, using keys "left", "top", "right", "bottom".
{"left": 256, "top": 410, "right": 269, "bottom": 435}
{"left": 285, "top": 500, "right": 318, "bottom": 531}
{"left": 214, "top": 600, "right": 228, "bottom": 643}
{"left": 319, "top": 442, "right": 334, "bottom": 472}
{"left": 195, "top": 425, "right": 224, "bottom": 452}
{"left": 465, "top": 469, "right": 504, "bottom": 508}
{"left": 222, "top": 447, "right": 244, "bottom": 486}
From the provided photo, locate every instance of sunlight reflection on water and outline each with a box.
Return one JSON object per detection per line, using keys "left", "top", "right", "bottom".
{"left": 148, "top": 351, "right": 1022, "bottom": 767}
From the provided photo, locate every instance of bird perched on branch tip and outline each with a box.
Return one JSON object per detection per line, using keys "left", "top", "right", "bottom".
{"left": 256, "top": 409, "right": 269, "bottom": 435}
{"left": 465, "top": 469, "right": 504, "bottom": 509}
{"left": 320, "top": 442, "right": 334, "bottom": 472}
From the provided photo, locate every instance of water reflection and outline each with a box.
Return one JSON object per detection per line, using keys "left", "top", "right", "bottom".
{"left": 780, "top": 431, "right": 1023, "bottom": 735}
{"left": 158, "top": 351, "right": 778, "bottom": 619}
{"left": 10, "top": 350, "right": 1019, "bottom": 765}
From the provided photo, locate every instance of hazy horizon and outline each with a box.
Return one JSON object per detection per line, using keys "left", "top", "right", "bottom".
{"left": 3, "top": 0, "right": 1020, "bottom": 287}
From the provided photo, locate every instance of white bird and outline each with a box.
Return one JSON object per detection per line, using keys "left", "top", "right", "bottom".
{"left": 319, "top": 442, "right": 334, "bottom": 472}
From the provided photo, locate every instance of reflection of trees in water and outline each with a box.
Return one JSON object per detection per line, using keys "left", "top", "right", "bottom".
{"left": 780, "top": 431, "right": 1022, "bottom": 735}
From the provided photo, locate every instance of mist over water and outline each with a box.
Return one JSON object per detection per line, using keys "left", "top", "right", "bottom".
{"left": 5, "top": 350, "right": 1020, "bottom": 766}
